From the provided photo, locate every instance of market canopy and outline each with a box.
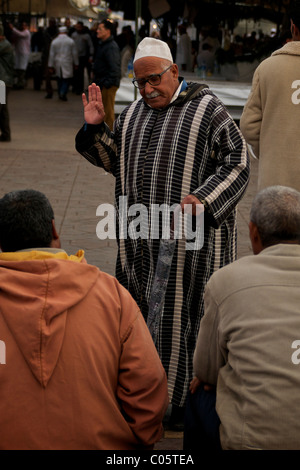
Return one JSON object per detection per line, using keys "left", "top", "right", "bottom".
{"left": 0, "top": 0, "right": 293, "bottom": 29}
{"left": 108, "top": 0, "right": 291, "bottom": 29}
{"left": 1, "top": 0, "right": 99, "bottom": 18}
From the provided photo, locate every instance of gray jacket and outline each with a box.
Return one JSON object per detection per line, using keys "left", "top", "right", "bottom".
{"left": 194, "top": 244, "right": 300, "bottom": 449}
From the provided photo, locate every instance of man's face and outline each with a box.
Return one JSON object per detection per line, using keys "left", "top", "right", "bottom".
{"left": 133, "top": 57, "right": 179, "bottom": 109}
{"left": 97, "top": 23, "right": 110, "bottom": 41}
{"left": 76, "top": 23, "right": 84, "bottom": 34}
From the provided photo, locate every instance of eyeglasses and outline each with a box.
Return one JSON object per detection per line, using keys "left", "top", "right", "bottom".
{"left": 132, "top": 65, "right": 172, "bottom": 89}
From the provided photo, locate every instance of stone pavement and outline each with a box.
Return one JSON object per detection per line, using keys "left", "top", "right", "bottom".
{"left": 0, "top": 80, "right": 258, "bottom": 451}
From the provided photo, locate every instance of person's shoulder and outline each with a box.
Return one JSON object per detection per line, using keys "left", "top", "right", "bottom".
{"left": 182, "top": 81, "right": 216, "bottom": 103}
{"left": 271, "top": 41, "right": 300, "bottom": 58}
{"left": 109, "top": 37, "right": 120, "bottom": 49}
{"left": 206, "top": 255, "right": 257, "bottom": 298}
{"left": 96, "top": 268, "right": 140, "bottom": 317}
{"left": 67, "top": 35, "right": 76, "bottom": 44}
{"left": 1, "top": 38, "right": 13, "bottom": 50}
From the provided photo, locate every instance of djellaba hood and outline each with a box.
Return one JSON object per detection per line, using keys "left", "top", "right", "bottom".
{"left": 0, "top": 250, "right": 99, "bottom": 387}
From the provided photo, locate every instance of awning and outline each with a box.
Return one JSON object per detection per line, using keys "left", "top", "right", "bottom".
{"left": 47, "top": 0, "right": 99, "bottom": 18}
{"left": 1, "top": 0, "right": 99, "bottom": 18}
{"left": 1, "top": 0, "right": 47, "bottom": 14}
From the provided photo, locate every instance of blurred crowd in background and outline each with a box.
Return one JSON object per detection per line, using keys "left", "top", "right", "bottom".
{"left": 0, "top": 13, "right": 291, "bottom": 94}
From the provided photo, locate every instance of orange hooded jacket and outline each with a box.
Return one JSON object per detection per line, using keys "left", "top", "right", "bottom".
{"left": 0, "top": 249, "right": 169, "bottom": 450}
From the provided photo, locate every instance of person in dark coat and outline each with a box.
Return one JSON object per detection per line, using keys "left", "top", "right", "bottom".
{"left": 0, "top": 22, "right": 14, "bottom": 141}
{"left": 92, "top": 20, "right": 121, "bottom": 130}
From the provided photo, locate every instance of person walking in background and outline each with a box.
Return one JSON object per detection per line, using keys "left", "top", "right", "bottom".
{"left": 71, "top": 21, "right": 94, "bottom": 95}
{"left": 0, "top": 189, "right": 169, "bottom": 450}
{"left": 92, "top": 19, "right": 121, "bottom": 130}
{"left": 176, "top": 23, "right": 193, "bottom": 72}
{"left": 43, "top": 18, "right": 58, "bottom": 99}
{"left": 75, "top": 37, "right": 250, "bottom": 430}
{"left": 0, "top": 22, "right": 14, "bottom": 142}
{"left": 9, "top": 21, "right": 31, "bottom": 89}
{"left": 240, "top": 0, "right": 300, "bottom": 192}
{"left": 116, "top": 25, "right": 135, "bottom": 78}
{"left": 185, "top": 185, "right": 300, "bottom": 450}
{"left": 197, "top": 43, "right": 215, "bottom": 75}
{"left": 48, "top": 26, "right": 78, "bottom": 102}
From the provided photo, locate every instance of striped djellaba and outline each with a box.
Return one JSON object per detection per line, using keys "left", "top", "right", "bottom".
{"left": 76, "top": 82, "right": 250, "bottom": 407}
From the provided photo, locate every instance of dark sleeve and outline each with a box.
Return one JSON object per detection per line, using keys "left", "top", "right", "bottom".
{"left": 75, "top": 122, "right": 119, "bottom": 175}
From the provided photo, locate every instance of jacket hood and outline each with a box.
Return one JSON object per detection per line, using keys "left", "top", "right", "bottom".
{"left": 175, "top": 82, "right": 210, "bottom": 105}
{"left": 0, "top": 250, "right": 99, "bottom": 387}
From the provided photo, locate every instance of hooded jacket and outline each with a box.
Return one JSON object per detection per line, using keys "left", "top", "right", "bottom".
{"left": 75, "top": 80, "right": 250, "bottom": 406}
{"left": 0, "top": 249, "right": 169, "bottom": 450}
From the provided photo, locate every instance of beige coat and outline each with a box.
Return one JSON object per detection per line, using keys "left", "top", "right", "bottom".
{"left": 194, "top": 244, "right": 300, "bottom": 450}
{"left": 0, "top": 249, "right": 169, "bottom": 450}
{"left": 240, "top": 41, "right": 300, "bottom": 192}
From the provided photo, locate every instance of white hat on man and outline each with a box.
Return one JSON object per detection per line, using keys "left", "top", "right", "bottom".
{"left": 133, "top": 37, "right": 173, "bottom": 63}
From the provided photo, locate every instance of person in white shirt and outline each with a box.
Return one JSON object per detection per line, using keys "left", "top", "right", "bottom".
{"left": 48, "top": 26, "right": 79, "bottom": 101}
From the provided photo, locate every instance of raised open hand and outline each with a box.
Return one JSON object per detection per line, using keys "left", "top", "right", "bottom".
{"left": 82, "top": 83, "right": 105, "bottom": 125}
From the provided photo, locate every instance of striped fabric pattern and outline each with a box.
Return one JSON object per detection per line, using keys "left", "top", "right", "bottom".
{"left": 76, "top": 82, "right": 250, "bottom": 406}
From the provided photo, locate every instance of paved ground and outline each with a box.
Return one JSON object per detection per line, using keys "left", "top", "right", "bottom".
{"left": 0, "top": 79, "right": 258, "bottom": 451}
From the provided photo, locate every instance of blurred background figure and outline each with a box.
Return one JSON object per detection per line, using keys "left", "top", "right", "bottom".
{"left": 9, "top": 21, "right": 31, "bottom": 89}
{"left": 48, "top": 26, "right": 78, "bottom": 102}
{"left": 176, "top": 23, "right": 193, "bottom": 72}
{"left": 197, "top": 43, "right": 215, "bottom": 76}
{"left": 116, "top": 25, "right": 135, "bottom": 78}
{"left": 43, "top": 18, "right": 58, "bottom": 99}
{"left": 92, "top": 19, "right": 121, "bottom": 130}
{"left": 71, "top": 21, "right": 94, "bottom": 95}
{"left": 0, "top": 22, "right": 14, "bottom": 142}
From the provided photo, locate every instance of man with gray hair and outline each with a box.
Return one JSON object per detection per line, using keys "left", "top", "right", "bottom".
{"left": 185, "top": 185, "right": 300, "bottom": 450}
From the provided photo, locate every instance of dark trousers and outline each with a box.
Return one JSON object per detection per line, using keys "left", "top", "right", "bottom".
{"left": 0, "top": 88, "right": 11, "bottom": 139}
{"left": 45, "top": 67, "right": 54, "bottom": 96}
{"left": 72, "top": 56, "right": 88, "bottom": 94}
{"left": 183, "top": 384, "right": 222, "bottom": 451}
{"left": 57, "top": 77, "right": 71, "bottom": 98}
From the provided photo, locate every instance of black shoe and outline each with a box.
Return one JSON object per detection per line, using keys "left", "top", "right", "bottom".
{"left": 59, "top": 94, "right": 67, "bottom": 101}
{"left": 45, "top": 93, "right": 53, "bottom": 99}
{"left": 0, "top": 135, "right": 11, "bottom": 142}
{"left": 166, "top": 405, "right": 185, "bottom": 432}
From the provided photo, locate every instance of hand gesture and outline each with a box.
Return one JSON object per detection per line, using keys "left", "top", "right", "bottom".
{"left": 82, "top": 83, "right": 105, "bottom": 125}
{"left": 189, "top": 377, "right": 214, "bottom": 394}
{"left": 180, "top": 194, "right": 204, "bottom": 216}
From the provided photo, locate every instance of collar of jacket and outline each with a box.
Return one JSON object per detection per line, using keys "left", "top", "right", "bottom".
{"left": 0, "top": 249, "right": 85, "bottom": 263}
{"left": 272, "top": 40, "right": 300, "bottom": 57}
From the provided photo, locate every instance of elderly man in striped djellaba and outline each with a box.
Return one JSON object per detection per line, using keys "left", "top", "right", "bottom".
{"left": 75, "top": 37, "right": 250, "bottom": 430}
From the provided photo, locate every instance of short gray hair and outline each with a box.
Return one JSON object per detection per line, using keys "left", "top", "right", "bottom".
{"left": 250, "top": 185, "right": 300, "bottom": 247}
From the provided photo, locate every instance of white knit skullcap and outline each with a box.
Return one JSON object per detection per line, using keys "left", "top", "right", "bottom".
{"left": 133, "top": 37, "right": 173, "bottom": 63}
{"left": 59, "top": 26, "right": 67, "bottom": 33}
